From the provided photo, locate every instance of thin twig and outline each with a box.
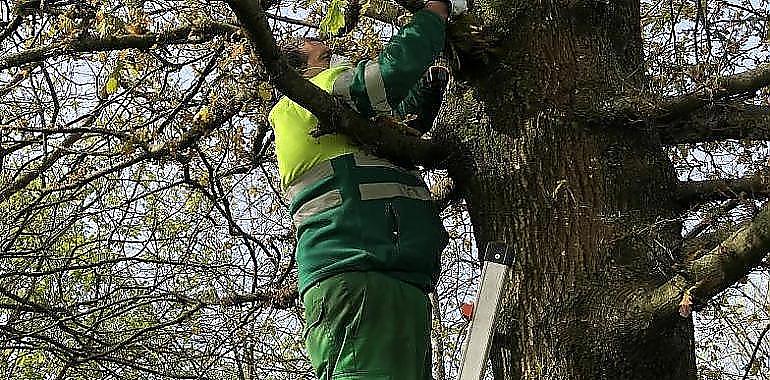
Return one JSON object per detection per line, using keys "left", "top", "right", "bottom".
{"left": 741, "top": 323, "right": 770, "bottom": 380}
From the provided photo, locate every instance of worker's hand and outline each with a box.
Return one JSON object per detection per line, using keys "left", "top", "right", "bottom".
{"left": 426, "top": 0, "right": 468, "bottom": 19}
{"left": 424, "top": 1, "right": 449, "bottom": 20}
{"left": 447, "top": 0, "right": 468, "bottom": 16}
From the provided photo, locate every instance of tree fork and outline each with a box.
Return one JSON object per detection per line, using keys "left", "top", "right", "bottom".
{"left": 643, "top": 201, "right": 770, "bottom": 322}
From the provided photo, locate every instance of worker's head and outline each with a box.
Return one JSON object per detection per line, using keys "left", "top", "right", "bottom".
{"left": 282, "top": 37, "right": 331, "bottom": 77}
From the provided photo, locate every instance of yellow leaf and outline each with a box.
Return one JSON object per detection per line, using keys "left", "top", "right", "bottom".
{"left": 128, "top": 65, "right": 139, "bottom": 78}
{"left": 57, "top": 14, "right": 74, "bottom": 34}
{"left": 194, "top": 106, "right": 211, "bottom": 124}
{"left": 106, "top": 77, "right": 119, "bottom": 94}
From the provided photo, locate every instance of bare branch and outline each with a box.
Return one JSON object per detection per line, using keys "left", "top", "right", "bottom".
{"left": 0, "top": 63, "right": 38, "bottom": 97}
{"left": 682, "top": 199, "right": 741, "bottom": 242}
{"left": 601, "top": 64, "right": 770, "bottom": 127}
{"left": 225, "top": 0, "right": 449, "bottom": 168}
{"left": 0, "top": 22, "right": 238, "bottom": 71}
{"left": 0, "top": 132, "right": 83, "bottom": 203}
{"left": 265, "top": 12, "right": 319, "bottom": 29}
{"left": 742, "top": 323, "right": 770, "bottom": 380}
{"left": 147, "top": 90, "right": 255, "bottom": 158}
{"left": 678, "top": 171, "right": 770, "bottom": 205}
{"left": 0, "top": 14, "right": 23, "bottom": 43}
{"left": 642, "top": 199, "right": 770, "bottom": 320}
{"left": 658, "top": 104, "right": 770, "bottom": 144}
{"left": 219, "top": 286, "right": 298, "bottom": 309}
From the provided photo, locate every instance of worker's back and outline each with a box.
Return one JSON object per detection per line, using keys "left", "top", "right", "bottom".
{"left": 268, "top": 65, "right": 362, "bottom": 190}
{"left": 267, "top": 4, "right": 459, "bottom": 379}
{"left": 269, "top": 65, "right": 447, "bottom": 295}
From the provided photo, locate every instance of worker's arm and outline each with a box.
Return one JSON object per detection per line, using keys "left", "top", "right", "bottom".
{"left": 394, "top": 68, "right": 447, "bottom": 134}
{"left": 331, "top": 6, "right": 447, "bottom": 118}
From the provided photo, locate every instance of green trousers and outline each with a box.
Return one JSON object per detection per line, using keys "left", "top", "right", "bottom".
{"left": 303, "top": 272, "right": 432, "bottom": 380}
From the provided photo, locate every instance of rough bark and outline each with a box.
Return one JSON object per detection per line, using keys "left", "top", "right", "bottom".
{"left": 650, "top": 62, "right": 770, "bottom": 124}
{"left": 435, "top": 0, "right": 700, "bottom": 378}
{"left": 644, "top": 201, "right": 770, "bottom": 323}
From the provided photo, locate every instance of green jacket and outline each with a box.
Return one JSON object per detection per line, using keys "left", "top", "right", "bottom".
{"left": 269, "top": 10, "right": 448, "bottom": 295}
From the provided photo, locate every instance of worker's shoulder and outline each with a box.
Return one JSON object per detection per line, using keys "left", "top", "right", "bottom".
{"left": 271, "top": 66, "right": 351, "bottom": 106}
{"left": 311, "top": 65, "right": 353, "bottom": 87}
{"left": 268, "top": 65, "right": 355, "bottom": 124}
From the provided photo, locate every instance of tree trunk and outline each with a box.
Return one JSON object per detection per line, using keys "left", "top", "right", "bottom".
{"left": 438, "top": 1, "right": 699, "bottom": 378}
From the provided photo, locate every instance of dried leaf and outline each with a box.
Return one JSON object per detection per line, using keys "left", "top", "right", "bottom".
{"left": 124, "top": 23, "right": 145, "bottom": 35}
{"left": 678, "top": 290, "right": 693, "bottom": 318}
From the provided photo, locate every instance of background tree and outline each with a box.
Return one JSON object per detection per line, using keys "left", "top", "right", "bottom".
{"left": 1, "top": 0, "right": 769, "bottom": 379}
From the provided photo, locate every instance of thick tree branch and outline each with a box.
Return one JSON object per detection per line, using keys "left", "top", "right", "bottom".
{"left": 225, "top": 0, "right": 449, "bottom": 168}
{"left": 0, "top": 22, "right": 238, "bottom": 71}
{"left": 678, "top": 170, "right": 770, "bottom": 205}
{"left": 653, "top": 63, "right": 770, "bottom": 124}
{"left": 642, "top": 200, "right": 770, "bottom": 320}
{"left": 682, "top": 229, "right": 733, "bottom": 265}
{"left": 603, "top": 63, "right": 770, "bottom": 127}
{"left": 658, "top": 104, "right": 770, "bottom": 144}
{"left": 682, "top": 199, "right": 741, "bottom": 242}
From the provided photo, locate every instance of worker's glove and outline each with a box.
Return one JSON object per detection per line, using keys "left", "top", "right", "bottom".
{"left": 428, "top": 0, "right": 468, "bottom": 17}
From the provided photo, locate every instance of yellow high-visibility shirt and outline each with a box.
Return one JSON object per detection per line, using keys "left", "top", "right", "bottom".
{"left": 268, "top": 66, "right": 361, "bottom": 189}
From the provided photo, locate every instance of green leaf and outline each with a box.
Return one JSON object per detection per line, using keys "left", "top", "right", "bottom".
{"left": 320, "top": 0, "right": 346, "bottom": 35}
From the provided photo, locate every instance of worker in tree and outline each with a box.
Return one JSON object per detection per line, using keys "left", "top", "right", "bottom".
{"left": 268, "top": 1, "right": 465, "bottom": 378}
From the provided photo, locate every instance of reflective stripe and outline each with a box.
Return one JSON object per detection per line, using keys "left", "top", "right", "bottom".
{"left": 286, "top": 161, "right": 334, "bottom": 202}
{"left": 332, "top": 69, "right": 357, "bottom": 111}
{"left": 353, "top": 153, "right": 424, "bottom": 184}
{"left": 364, "top": 61, "right": 392, "bottom": 113}
{"left": 353, "top": 153, "right": 403, "bottom": 170}
{"left": 293, "top": 190, "right": 342, "bottom": 226}
{"left": 287, "top": 154, "right": 428, "bottom": 205}
{"left": 359, "top": 182, "right": 432, "bottom": 201}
